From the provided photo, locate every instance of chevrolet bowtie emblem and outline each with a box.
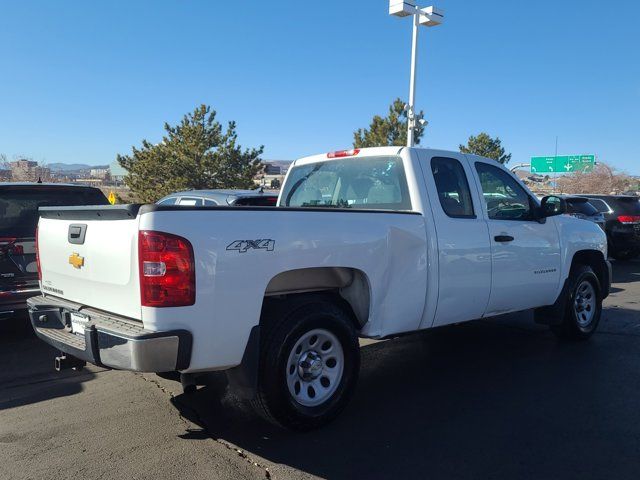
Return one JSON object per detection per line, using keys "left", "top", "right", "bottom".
{"left": 68, "top": 253, "right": 85, "bottom": 269}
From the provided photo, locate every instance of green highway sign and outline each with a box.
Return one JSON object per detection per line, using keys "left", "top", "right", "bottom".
{"left": 530, "top": 155, "right": 595, "bottom": 173}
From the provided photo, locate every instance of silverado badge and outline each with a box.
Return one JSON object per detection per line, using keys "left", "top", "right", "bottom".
{"left": 68, "top": 253, "right": 85, "bottom": 269}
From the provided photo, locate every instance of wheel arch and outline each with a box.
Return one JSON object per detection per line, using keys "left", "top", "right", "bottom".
{"left": 261, "top": 266, "right": 371, "bottom": 329}
{"left": 570, "top": 249, "right": 610, "bottom": 298}
{"left": 535, "top": 248, "right": 610, "bottom": 326}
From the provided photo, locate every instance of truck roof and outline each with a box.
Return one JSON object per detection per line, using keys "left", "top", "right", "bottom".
{"left": 292, "top": 146, "right": 490, "bottom": 168}
{"left": 294, "top": 146, "right": 405, "bottom": 167}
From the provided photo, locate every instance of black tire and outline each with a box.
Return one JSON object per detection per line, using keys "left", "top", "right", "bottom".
{"left": 551, "top": 264, "right": 602, "bottom": 340}
{"left": 252, "top": 296, "right": 360, "bottom": 431}
{"left": 611, "top": 249, "right": 639, "bottom": 261}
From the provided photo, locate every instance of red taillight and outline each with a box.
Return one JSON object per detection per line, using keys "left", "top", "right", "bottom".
{"left": 327, "top": 149, "right": 360, "bottom": 159}
{"left": 0, "top": 237, "right": 23, "bottom": 255}
{"left": 266, "top": 196, "right": 278, "bottom": 205}
{"left": 617, "top": 215, "right": 640, "bottom": 224}
{"left": 35, "top": 229, "right": 42, "bottom": 281}
{"left": 138, "top": 231, "right": 195, "bottom": 307}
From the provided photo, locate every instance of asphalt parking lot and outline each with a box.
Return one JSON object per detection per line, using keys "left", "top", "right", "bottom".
{"left": 1, "top": 260, "right": 639, "bottom": 480}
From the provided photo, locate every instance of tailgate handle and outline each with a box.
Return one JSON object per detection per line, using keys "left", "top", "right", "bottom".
{"left": 68, "top": 224, "right": 87, "bottom": 245}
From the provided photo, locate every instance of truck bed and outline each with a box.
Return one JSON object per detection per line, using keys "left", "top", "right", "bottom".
{"left": 37, "top": 203, "right": 428, "bottom": 371}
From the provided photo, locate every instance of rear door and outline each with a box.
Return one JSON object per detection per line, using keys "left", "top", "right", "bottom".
{"left": 418, "top": 152, "right": 492, "bottom": 327}
{"left": 0, "top": 186, "right": 108, "bottom": 296}
{"left": 471, "top": 159, "right": 561, "bottom": 314}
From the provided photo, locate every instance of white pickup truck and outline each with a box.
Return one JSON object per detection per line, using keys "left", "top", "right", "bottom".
{"left": 29, "top": 147, "right": 610, "bottom": 430}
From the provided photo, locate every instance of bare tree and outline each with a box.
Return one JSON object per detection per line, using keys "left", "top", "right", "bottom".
{"left": 556, "top": 163, "right": 635, "bottom": 194}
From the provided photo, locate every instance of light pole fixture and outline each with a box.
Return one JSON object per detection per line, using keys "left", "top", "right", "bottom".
{"left": 389, "top": 1, "right": 444, "bottom": 147}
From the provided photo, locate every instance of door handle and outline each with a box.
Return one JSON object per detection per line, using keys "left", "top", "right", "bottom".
{"left": 494, "top": 235, "right": 514, "bottom": 243}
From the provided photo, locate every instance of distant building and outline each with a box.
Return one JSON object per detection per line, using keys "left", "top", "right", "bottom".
{"left": 9, "top": 159, "right": 51, "bottom": 182}
{"left": 109, "top": 161, "right": 127, "bottom": 183}
{"left": 90, "top": 168, "right": 110, "bottom": 179}
{"left": 264, "top": 164, "right": 282, "bottom": 175}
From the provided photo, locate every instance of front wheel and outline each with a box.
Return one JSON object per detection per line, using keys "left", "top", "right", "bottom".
{"left": 253, "top": 297, "right": 360, "bottom": 431}
{"left": 551, "top": 265, "right": 602, "bottom": 340}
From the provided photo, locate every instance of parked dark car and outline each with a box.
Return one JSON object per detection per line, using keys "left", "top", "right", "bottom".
{"left": 156, "top": 189, "right": 279, "bottom": 207}
{"left": 0, "top": 183, "right": 109, "bottom": 320}
{"left": 561, "top": 196, "right": 606, "bottom": 230}
{"left": 582, "top": 195, "right": 640, "bottom": 260}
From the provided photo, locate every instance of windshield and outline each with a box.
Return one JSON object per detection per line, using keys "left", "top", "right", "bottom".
{"left": 566, "top": 198, "right": 599, "bottom": 216}
{"left": 280, "top": 156, "right": 411, "bottom": 211}
{"left": 0, "top": 186, "right": 109, "bottom": 237}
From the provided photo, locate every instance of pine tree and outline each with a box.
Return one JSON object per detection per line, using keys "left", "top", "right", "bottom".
{"left": 353, "top": 98, "right": 426, "bottom": 148}
{"left": 118, "top": 105, "right": 263, "bottom": 202}
{"left": 459, "top": 133, "right": 511, "bottom": 164}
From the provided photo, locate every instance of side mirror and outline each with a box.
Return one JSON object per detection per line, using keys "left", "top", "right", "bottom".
{"left": 539, "top": 195, "right": 567, "bottom": 218}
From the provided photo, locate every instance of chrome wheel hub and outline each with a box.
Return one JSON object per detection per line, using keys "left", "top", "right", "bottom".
{"left": 286, "top": 328, "right": 344, "bottom": 407}
{"left": 298, "top": 350, "right": 323, "bottom": 381}
{"left": 574, "top": 280, "right": 596, "bottom": 327}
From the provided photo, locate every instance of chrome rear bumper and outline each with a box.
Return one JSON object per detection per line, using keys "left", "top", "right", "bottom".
{"left": 27, "top": 295, "right": 192, "bottom": 372}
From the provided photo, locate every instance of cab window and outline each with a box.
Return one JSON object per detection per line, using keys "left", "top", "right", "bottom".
{"left": 430, "top": 157, "right": 475, "bottom": 218}
{"left": 281, "top": 156, "right": 411, "bottom": 211}
{"left": 177, "top": 197, "right": 203, "bottom": 206}
{"left": 475, "top": 162, "right": 533, "bottom": 220}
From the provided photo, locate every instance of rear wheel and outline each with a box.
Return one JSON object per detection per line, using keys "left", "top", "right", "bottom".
{"left": 253, "top": 297, "right": 360, "bottom": 431}
{"left": 551, "top": 265, "right": 602, "bottom": 340}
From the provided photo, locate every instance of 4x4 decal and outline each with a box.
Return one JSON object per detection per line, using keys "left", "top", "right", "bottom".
{"left": 226, "top": 239, "right": 275, "bottom": 253}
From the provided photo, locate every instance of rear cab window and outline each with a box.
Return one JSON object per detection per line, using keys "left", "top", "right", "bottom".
{"left": 280, "top": 155, "right": 412, "bottom": 211}
{"left": 430, "top": 157, "right": 475, "bottom": 218}
{"left": 234, "top": 196, "right": 278, "bottom": 206}
{"left": 177, "top": 197, "right": 203, "bottom": 206}
{"left": 0, "top": 186, "right": 109, "bottom": 238}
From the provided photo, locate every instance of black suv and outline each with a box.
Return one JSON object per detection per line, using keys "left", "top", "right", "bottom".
{"left": 0, "top": 183, "right": 109, "bottom": 320}
{"left": 583, "top": 195, "right": 640, "bottom": 261}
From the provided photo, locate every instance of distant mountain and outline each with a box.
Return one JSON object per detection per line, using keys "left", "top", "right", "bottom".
{"left": 45, "top": 160, "right": 288, "bottom": 173}
{"left": 48, "top": 163, "right": 109, "bottom": 172}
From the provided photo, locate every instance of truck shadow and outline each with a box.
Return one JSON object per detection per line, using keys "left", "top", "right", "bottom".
{"left": 610, "top": 258, "right": 640, "bottom": 284}
{"left": 170, "top": 311, "right": 640, "bottom": 479}
{"left": 0, "top": 317, "right": 96, "bottom": 411}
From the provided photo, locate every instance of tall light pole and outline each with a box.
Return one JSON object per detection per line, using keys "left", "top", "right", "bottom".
{"left": 389, "top": 1, "right": 444, "bottom": 147}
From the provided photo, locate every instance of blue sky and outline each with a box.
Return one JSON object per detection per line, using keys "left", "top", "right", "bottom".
{"left": 1, "top": 1, "right": 638, "bottom": 173}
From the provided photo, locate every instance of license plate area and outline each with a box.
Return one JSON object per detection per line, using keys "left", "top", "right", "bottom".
{"left": 69, "top": 312, "right": 89, "bottom": 336}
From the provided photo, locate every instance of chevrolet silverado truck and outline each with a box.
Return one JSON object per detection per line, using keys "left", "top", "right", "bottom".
{"left": 28, "top": 147, "right": 610, "bottom": 430}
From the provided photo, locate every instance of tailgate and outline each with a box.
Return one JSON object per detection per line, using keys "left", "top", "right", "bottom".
{"left": 37, "top": 206, "right": 142, "bottom": 320}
